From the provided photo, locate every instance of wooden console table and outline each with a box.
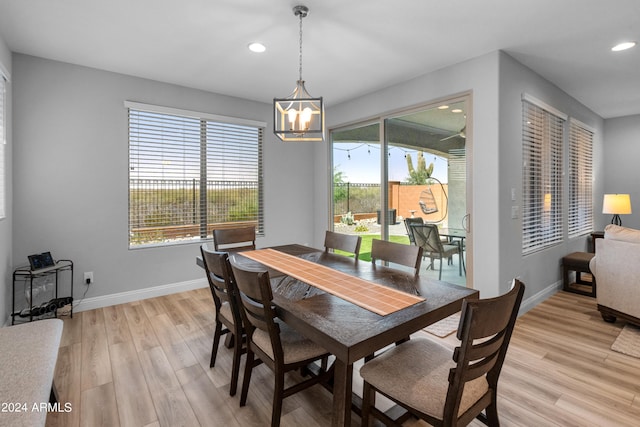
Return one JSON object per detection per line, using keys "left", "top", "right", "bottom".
{"left": 590, "top": 231, "right": 604, "bottom": 253}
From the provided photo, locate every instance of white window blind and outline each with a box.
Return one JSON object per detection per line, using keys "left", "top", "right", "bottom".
{"left": 0, "top": 75, "right": 6, "bottom": 219}
{"left": 522, "top": 99, "right": 565, "bottom": 254}
{"left": 128, "top": 104, "right": 264, "bottom": 247}
{"left": 568, "top": 119, "right": 594, "bottom": 238}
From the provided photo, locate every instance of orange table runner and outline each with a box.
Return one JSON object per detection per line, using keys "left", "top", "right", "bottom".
{"left": 241, "top": 248, "right": 424, "bottom": 316}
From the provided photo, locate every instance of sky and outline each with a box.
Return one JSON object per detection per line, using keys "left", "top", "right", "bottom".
{"left": 333, "top": 142, "right": 448, "bottom": 184}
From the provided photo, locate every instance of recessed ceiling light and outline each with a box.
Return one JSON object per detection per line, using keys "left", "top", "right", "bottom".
{"left": 451, "top": 108, "right": 463, "bottom": 113}
{"left": 437, "top": 105, "right": 449, "bottom": 110}
{"left": 611, "top": 41, "right": 636, "bottom": 52}
{"left": 248, "top": 42, "right": 266, "bottom": 53}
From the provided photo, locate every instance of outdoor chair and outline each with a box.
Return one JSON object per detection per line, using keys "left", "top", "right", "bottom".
{"left": 199, "top": 246, "right": 246, "bottom": 396}
{"left": 371, "top": 238, "right": 423, "bottom": 277}
{"left": 411, "top": 223, "right": 465, "bottom": 280}
{"left": 212, "top": 226, "right": 256, "bottom": 252}
{"left": 360, "top": 280, "right": 525, "bottom": 427}
{"left": 229, "top": 255, "right": 334, "bottom": 427}
{"left": 404, "top": 217, "right": 424, "bottom": 245}
{"left": 324, "top": 230, "right": 362, "bottom": 259}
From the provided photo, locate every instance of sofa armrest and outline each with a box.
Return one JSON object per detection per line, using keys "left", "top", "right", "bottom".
{"left": 593, "top": 238, "right": 640, "bottom": 319}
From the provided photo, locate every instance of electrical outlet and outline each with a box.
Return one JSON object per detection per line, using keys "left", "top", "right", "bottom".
{"left": 84, "top": 271, "right": 94, "bottom": 285}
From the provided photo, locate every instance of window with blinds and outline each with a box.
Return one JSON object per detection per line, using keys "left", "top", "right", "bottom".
{"left": 0, "top": 75, "right": 6, "bottom": 220}
{"left": 522, "top": 97, "right": 565, "bottom": 254}
{"left": 127, "top": 103, "right": 264, "bottom": 247}
{"left": 568, "top": 119, "right": 594, "bottom": 238}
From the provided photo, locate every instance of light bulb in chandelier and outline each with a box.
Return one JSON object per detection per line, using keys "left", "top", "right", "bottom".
{"left": 287, "top": 108, "right": 297, "bottom": 126}
{"left": 286, "top": 105, "right": 313, "bottom": 132}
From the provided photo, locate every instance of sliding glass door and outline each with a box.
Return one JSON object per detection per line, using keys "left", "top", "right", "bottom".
{"left": 331, "top": 96, "right": 471, "bottom": 285}
{"left": 332, "top": 122, "right": 381, "bottom": 261}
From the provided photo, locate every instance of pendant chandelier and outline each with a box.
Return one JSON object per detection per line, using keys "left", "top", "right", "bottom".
{"left": 273, "top": 5, "right": 324, "bottom": 142}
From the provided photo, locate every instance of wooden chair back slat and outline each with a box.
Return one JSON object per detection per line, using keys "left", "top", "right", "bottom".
{"left": 229, "top": 256, "right": 284, "bottom": 360}
{"left": 324, "top": 230, "right": 362, "bottom": 258}
{"left": 213, "top": 226, "right": 256, "bottom": 252}
{"left": 370, "top": 239, "right": 423, "bottom": 276}
{"left": 201, "top": 246, "right": 235, "bottom": 308}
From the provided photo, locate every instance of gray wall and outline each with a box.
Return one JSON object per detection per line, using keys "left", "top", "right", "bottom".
{"left": 0, "top": 35, "right": 12, "bottom": 324}
{"left": 9, "top": 54, "right": 315, "bottom": 318}
{"left": 318, "top": 51, "right": 605, "bottom": 305}
{"left": 498, "top": 52, "right": 604, "bottom": 302}
{"left": 602, "top": 115, "right": 640, "bottom": 230}
{"left": 319, "top": 52, "right": 502, "bottom": 298}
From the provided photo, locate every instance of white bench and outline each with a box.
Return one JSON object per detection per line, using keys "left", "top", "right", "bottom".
{"left": 0, "top": 318, "right": 63, "bottom": 427}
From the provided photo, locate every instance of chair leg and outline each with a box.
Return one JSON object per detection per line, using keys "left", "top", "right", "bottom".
{"left": 485, "top": 401, "right": 499, "bottom": 426}
{"left": 49, "top": 381, "right": 59, "bottom": 404}
{"left": 224, "top": 331, "right": 235, "bottom": 349}
{"left": 478, "top": 389, "right": 500, "bottom": 426}
{"left": 271, "top": 370, "right": 285, "bottom": 427}
{"left": 439, "top": 258, "right": 443, "bottom": 280}
{"left": 229, "top": 338, "right": 243, "bottom": 396}
{"left": 240, "top": 349, "right": 254, "bottom": 407}
{"left": 210, "top": 320, "right": 223, "bottom": 368}
{"left": 361, "top": 381, "right": 375, "bottom": 427}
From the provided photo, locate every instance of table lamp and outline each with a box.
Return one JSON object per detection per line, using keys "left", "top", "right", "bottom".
{"left": 602, "top": 194, "right": 632, "bottom": 226}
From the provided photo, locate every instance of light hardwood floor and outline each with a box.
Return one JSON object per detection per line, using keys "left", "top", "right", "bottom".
{"left": 45, "top": 288, "right": 640, "bottom": 427}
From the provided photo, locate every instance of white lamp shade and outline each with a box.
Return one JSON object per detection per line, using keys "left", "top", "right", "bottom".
{"left": 602, "top": 194, "right": 632, "bottom": 214}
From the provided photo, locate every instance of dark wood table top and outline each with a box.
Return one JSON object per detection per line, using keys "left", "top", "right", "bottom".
{"left": 228, "top": 244, "right": 479, "bottom": 426}
{"left": 231, "top": 244, "right": 477, "bottom": 362}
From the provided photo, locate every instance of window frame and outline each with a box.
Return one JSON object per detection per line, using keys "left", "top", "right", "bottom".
{"left": 126, "top": 101, "right": 265, "bottom": 248}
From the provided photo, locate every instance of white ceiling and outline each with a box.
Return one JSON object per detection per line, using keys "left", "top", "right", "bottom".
{"left": 0, "top": 0, "right": 639, "bottom": 119}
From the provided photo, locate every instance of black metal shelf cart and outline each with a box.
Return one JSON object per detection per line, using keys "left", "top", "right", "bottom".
{"left": 12, "top": 259, "right": 74, "bottom": 324}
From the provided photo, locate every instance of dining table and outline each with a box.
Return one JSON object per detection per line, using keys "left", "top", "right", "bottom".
{"left": 212, "top": 243, "right": 479, "bottom": 427}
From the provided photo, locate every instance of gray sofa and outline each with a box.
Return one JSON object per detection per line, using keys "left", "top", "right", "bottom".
{"left": 589, "top": 224, "right": 640, "bottom": 326}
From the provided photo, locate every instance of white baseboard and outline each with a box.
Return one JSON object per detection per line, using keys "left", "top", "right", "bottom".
{"left": 519, "top": 280, "right": 562, "bottom": 315}
{"left": 5, "top": 278, "right": 562, "bottom": 323}
{"left": 72, "top": 278, "right": 209, "bottom": 313}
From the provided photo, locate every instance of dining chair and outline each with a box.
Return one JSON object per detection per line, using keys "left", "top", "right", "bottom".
{"left": 360, "top": 279, "right": 525, "bottom": 427}
{"left": 370, "top": 238, "right": 423, "bottom": 276}
{"left": 212, "top": 226, "right": 256, "bottom": 252}
{"left": 412, "top": 223, "right": 465, "bottom": 280}
{"left": 228, "top": 256, "right": 334, "bottom": 427}
{"left": 324, "top": 230, "right": 362, "bottom": 259}
{"left": 199, "top": 246, "right": 246, "bottom": 396}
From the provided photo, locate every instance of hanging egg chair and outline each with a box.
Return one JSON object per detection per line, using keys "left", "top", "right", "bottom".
{"left": 418, "top": 177, "right": 448, "bottom": 223}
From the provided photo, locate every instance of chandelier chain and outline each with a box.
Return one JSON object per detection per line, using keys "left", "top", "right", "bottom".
{"left": 298, "top": 11, "right": 303, "bottom": 82}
